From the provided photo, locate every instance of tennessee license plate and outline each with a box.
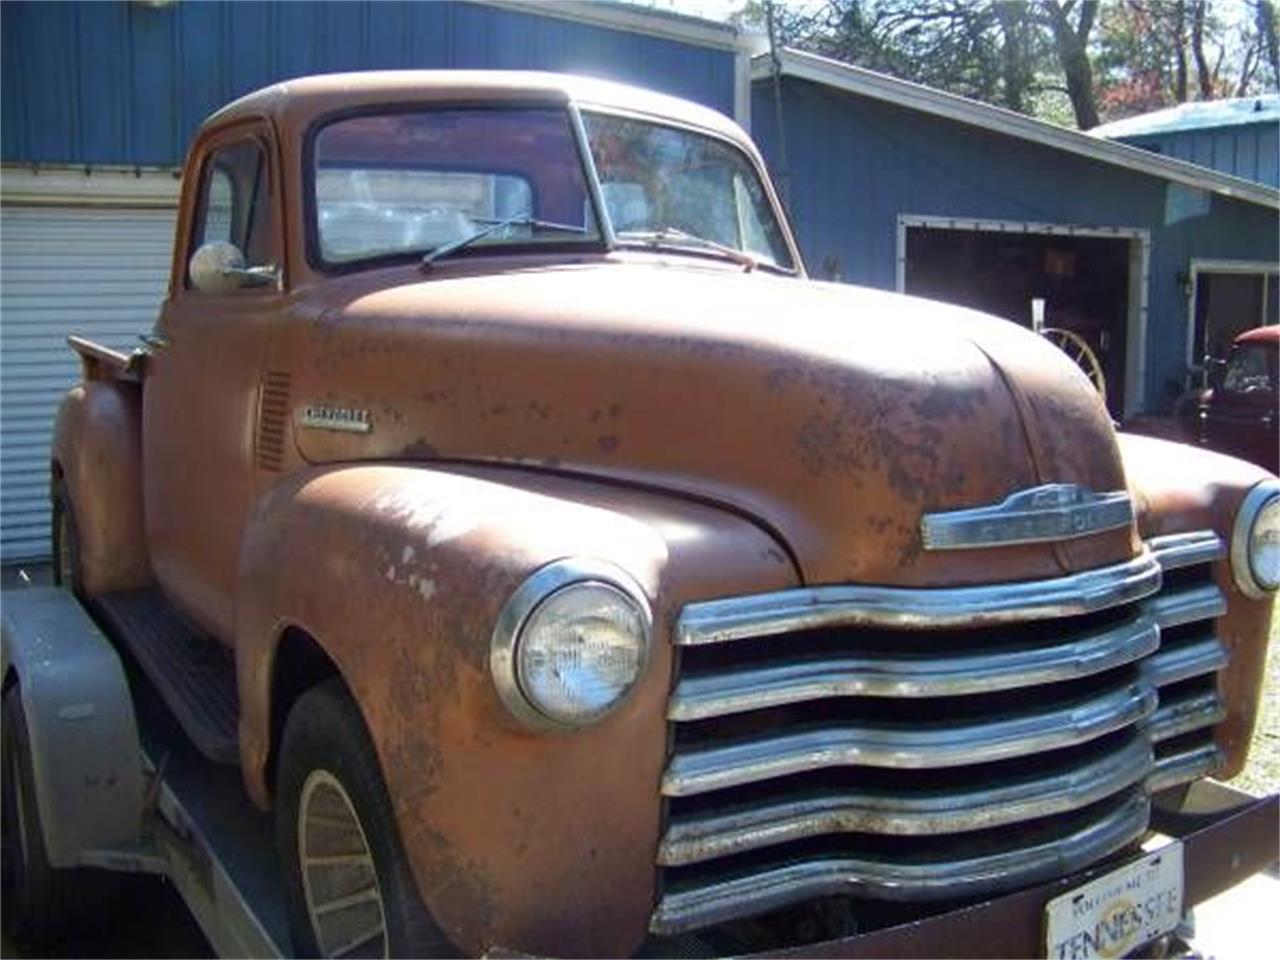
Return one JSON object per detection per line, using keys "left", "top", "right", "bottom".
{"left": 1044, "top": 842, "right": 1184, "bottom": 959}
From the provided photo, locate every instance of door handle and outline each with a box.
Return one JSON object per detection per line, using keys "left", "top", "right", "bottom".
{"left": 138, "top": 332, "right": 170, "bottom": 352}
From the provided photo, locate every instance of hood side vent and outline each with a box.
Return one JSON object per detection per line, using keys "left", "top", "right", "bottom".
{"left": 257, "top": 371, "right": 291, "bottom": 472}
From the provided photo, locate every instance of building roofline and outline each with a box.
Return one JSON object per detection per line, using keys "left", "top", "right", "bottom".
{"left": 482, "top": 1, "right": 754, "bottom": 53}
{"left": 1092, "top": 95, "right": 1279, "bottom": 138}
{"left": 752, "top": 47, "right": 1279, "bottom": 210}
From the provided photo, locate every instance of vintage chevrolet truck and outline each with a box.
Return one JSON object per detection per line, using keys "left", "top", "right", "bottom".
{"left": 2, "top": 71, "right": 1278, "bottom": 959}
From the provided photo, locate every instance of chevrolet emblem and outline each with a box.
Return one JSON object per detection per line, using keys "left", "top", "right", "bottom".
{"left": 920, "top": 483, "right": 1133, "bottom": 550}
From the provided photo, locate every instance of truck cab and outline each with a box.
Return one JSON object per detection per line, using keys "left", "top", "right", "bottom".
{"left": 4, "top": 71, "right": 1279, "bottom": 958}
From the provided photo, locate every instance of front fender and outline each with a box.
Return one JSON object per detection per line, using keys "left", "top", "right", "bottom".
{"left": 1118, "top": 432, "right": 1276, "bottom": 778}
{"left": 235, "top": 463, "right": 795, "bottom": 957}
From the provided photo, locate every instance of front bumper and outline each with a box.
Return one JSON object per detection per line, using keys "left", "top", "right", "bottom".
{"left": 745, "top": 782, "right": 1277, "bottom": 959}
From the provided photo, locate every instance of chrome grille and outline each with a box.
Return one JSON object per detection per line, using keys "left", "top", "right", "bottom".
{"left": 653, "top": 532, "right": 1227, "bottom": 936}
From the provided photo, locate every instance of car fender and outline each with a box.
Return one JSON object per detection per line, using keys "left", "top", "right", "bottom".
{"left": 234, "top": 462, "right": 796, "bottom": 957}
{"left": 51, "top": 380, "right": 151, "bottom": 594}
{"left": 1, "top": 588, "right": 145, "bottom": 867}
{"left": 1118, "top": 432, "right": 1277, "bottom": 777}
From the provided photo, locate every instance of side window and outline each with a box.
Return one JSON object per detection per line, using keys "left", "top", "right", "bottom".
{"left": 191, "top": 138, "right": 275, "bottom": 285}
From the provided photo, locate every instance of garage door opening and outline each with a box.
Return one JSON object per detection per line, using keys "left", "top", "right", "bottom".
{"left": 898, "top": 218, "right": 1149, "bottom": 419}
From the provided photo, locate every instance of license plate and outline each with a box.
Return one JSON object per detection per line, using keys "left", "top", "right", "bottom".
{"left": 1044, "top": 842, "right": 1184, "bottom": 959}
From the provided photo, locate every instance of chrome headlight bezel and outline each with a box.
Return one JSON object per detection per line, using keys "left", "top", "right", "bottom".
{"left": 490, "top": 558, "right": 653, "bottom": 730}
{"left": 1230, "top": 479, "right": 1280, "bottom": 599}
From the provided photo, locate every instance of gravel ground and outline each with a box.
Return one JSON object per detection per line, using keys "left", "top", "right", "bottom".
{"left": 1225, "top": 614, "right": 1280, "bottom": 797}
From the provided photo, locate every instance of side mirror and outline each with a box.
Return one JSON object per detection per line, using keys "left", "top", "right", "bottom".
{"left": 189, "top": 241, "right": 278, "bottom": 293}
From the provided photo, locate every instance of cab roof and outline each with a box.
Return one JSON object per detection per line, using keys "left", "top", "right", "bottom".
{"left": 205, "top": 70, "right": 745, "bottom": 142}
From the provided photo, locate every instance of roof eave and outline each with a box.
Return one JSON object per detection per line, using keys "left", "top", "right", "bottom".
{"left": 752, "top": 48, "right": 1279, "bottom": 211}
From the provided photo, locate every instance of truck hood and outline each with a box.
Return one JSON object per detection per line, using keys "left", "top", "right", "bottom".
{"left": 287, "top": 258, "right": 1137, "bottom": 587}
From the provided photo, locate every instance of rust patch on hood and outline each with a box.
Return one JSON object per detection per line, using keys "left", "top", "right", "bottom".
{"left": 285, "top": 261, "right": 1137, "bottom": 586}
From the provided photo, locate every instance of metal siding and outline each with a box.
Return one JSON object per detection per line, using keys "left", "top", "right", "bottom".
{"left": 176, "top": 0, "right": 225, "bottom": 151}
{"left": 128, "top": 1, "right": 177, "bottom": 166}
{"left": 0, "top": 1, "right": 736, "bottom": 168}
{"left": 1, "top": 8, "right": 24, "bottom": 159}
{"left": 228, "top": 2, "right": 275, "bottom": 102}
{"left": 15, "top": 2, "right": 77, "bottom": 162}
{"left": 1117, "top": 125, "right": 1280, "bottom": 188}
{"left": 75, "top": 1, "right": 130, "bottom": 164}
{"left": 750, "top": 77, "right": 1279, "bottom": 413}
{"left": 1256, "top": 126, "right": 1279, "bottom": 186}
{"left": 367, "top": 2, "right": 412, "bottom": 70}
{"left": 0, "top": 207, "right": 176, "bottom": 561}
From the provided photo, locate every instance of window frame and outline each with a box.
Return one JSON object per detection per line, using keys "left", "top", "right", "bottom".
{"left": 186, "top": 131, "right": 278, "bottom": 294}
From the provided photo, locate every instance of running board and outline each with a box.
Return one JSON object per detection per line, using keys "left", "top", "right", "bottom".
{"left": 95, "top": 588, "right": 239, "bottom": 765}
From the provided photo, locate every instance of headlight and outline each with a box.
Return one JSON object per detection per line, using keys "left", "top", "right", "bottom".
{"left": 491, "top": 559, "right": 652, "bottom": 729}
{"left": 1231, "top": 480, "right": 1280, "bottom": 599}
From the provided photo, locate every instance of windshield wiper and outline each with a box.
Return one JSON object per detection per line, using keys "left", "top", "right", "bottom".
{"left": 616, "top": 227, "right": 762, "bottom": 272}
{"left": 421, "top": 213, "right": 587, "bottom": 269}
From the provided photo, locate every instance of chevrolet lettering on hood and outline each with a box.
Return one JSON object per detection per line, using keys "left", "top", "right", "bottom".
{"left": 921, "top": 483, "right": 1135, "bottom": 550}
{"left": 297, "top": 404, "right": 372, "bottom": 434}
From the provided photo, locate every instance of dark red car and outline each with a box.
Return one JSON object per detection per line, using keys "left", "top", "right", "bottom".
{"left": 1196, "top": 325, "right": 1279, "bottom": 474}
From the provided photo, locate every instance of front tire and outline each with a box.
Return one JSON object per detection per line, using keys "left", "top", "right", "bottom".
{"left": 276, "top": 679, "right": 455, "bottom": 958}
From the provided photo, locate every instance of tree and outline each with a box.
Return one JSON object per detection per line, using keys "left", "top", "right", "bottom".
{"left": 736, "top": 0, "right": 1279, "bottom": 130}
{"left": 1259, "top": 1, "right": 1280, "bottom": 85}
{"left": 1042, "top": 0, "right": 1100, "bottom": 128}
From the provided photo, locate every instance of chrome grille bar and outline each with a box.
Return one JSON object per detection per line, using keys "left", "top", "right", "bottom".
{"left": 651, "top": 793, "right": 1151, "bottom": 935}
{"left": 663, "top": 680, "right": 1157, "bottom": 796}
{"left": 670, "top": 613, "right": 1158, "bottom": 721}
{"left": 676, "top": 553, "right": 1162, "bottom": 645}
{"left": 659, "top": 736, "right": 1152, "bottom": 865}
{"left": 1144, "top": 635, "right": 1228, "bottom": 687}
{"left": 1143, "top": 585, "right": 1227, "bottom": 629}
{"left": 658, "top": 529, "right": 1228, "bottom": 936}
{"left": 1146, "top": 531, "right": 1226, "bottom": 571}
{"left": 1146, "top": 690, "right": 1227, "bottom": 743}
{"left": 1147, "top": 742, "right": 1224, "bottom": 794}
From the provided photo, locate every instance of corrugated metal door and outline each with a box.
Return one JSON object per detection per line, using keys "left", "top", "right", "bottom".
{"left": 1, "top": 205, "right": 175, "bottom": 561}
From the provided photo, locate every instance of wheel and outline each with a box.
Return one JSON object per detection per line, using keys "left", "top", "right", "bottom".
{"left": 2, "top": 683, "right": 68, "bottom": 946}
{"left": 277, "top": 679, "right": 456, "bottom": 958}
{"left": 1041, "top": 327, "right": 1107, "bottom": 405}
{"left": 51, "top": 481, "right": 84, "bottom": 597}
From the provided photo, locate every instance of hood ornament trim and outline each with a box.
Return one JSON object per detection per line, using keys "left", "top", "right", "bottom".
{"left": 921, "top": 483, "right": 1134, "bottom": 551}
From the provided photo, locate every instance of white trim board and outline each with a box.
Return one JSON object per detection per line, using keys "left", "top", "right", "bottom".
{"left": 895, "top": 214, "right": 1150, "bottom": 417}
{"left": 1, "top": 166, "right": 181, "bottom": 207}
{"left": 482, "top": 1, "right": 749, "bottom": 51}
{"left": 754, "top": 48, "right": 1279, "bottom": 210}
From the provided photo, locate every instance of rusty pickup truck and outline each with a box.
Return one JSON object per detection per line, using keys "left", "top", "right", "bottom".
{"left": 3, "top": 72, "right": 1278, "bottom": 959}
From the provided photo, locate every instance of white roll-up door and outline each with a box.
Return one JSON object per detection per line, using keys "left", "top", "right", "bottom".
{"left": 1, "top": 205, "right": 176, "bottom": 561}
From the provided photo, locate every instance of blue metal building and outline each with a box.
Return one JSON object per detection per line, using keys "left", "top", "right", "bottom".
{"left": 2, "top": 3, "right": 1278, "bottom": 562}
{"left": 750, "top": 49, "right": 1280, "bottom": 422}
{"left": 0, "top": 0, "right": 749, "bottom": 561}
{"left": 1, "top": 0, "right": 746, "bottom": 168}
{"left": 1092, "top": 96, "right": 1280, "bottom": 189}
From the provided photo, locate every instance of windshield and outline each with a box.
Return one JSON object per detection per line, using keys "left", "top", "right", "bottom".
{"left": 582, "top": 111, "right": 794, "bottom": 270}
{"left": 313, "top": 108, "right": 601, "bottom": 266}
{"left": 1222, "top": 342, "right": 1278, "bottom": 395}
{"left": 309, "top": 104, "right": 793, "bottom": 271}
